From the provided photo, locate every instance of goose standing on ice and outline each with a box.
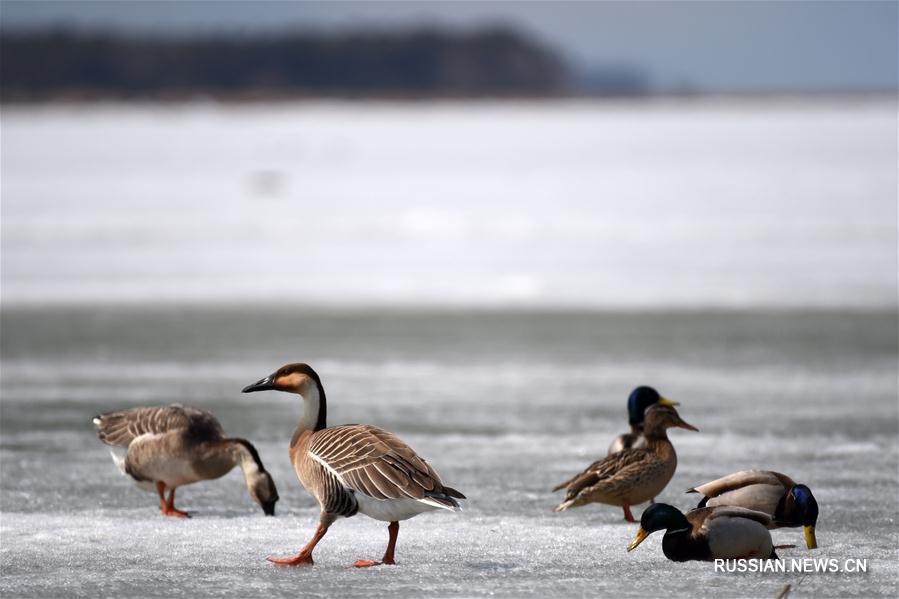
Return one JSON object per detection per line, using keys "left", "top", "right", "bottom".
{"left": 242, "top": 362, "right": 465, "bottom": 567}
{"left": 93, "top": 405, "right": 279, "bottom": 517}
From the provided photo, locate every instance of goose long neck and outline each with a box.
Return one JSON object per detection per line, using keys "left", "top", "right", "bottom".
{"left": 297, "top": 377, "right": 327, "bottom": 433}
{"left": 225, "top": 438, "right": 266, "bottom": 479}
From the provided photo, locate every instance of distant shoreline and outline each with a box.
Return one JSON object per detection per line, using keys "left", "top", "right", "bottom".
{"left": 2, "top": 91, "right": 896, "bottom": 107}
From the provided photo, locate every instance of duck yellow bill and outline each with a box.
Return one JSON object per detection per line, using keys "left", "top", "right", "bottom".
{"left": 804, "top": 525, "right": 817, "bottom": 549}
{"left": 659, "top": 397, "right": 679, "bottom": 406}
{"left": 627, "top": 526, "right": 650, "bottom": 552}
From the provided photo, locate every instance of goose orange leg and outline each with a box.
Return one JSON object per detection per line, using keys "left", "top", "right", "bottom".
{"left": 622, "top": 504, "right": 636, "bottom": 523}
{"left": 268, "top": 523, "right": 329, "bottom": 566}
{"left": 355, "top": 521, "right": 399, "bottom": 567}
{"left": 156, "top": 481, "right": 167, "bottom": 512}
{"left": 159, "top": 484, "right": 190, "bottom": 518}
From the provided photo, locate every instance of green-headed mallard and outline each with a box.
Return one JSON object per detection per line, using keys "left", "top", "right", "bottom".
{"left": 608, "top": 386, "right": 679, "bottom": 454}
{"left": 627, "top": 503, "right": 777, "bottom": 561}
{"left": 552, "top": 404, "right": 697, "bottom": 521}
{"left": 687, "top": 469, "right": 819, "bottom": 549}
{"left": 242, "top": 363, "right": 465, "bottom": 567}
{"left": 93, "top": 405, "right": 279, "bottom": 517}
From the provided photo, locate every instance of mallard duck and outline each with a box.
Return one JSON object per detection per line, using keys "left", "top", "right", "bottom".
{"left": 552, "top": 404, "right": 697, "bottom": 521}
{"left": 608, "top": 386, "right": 679, "bottom": 455}
{"left": 93, "top": 405, "right": 279, "bottom": 517}
{"left": 687, "top": 469, "right": 818, "bottom": 549}
{"left": 627, "top": 503, "right": 777, "bottom": 560}
{"left": 242, "top": 362, "right": 465, "bottom": 567}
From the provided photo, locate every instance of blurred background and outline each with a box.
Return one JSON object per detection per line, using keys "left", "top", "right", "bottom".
{"left": 1, "top": 2, "right": 897, "bottom": 598}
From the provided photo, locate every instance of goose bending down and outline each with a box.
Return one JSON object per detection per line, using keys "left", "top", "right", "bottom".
{"left": 687, "top": 469, "right": 819, "bottom": 549}
{"left": 552, "top": 404, "right": 697, "bottom": 521}
{"left": 608, "top": 386, "right": 679, "bottom": 455}
{"left": 627, "top": 503, "right": 777, "bottom": 561}
{"left": 242, "top": 363, "right": 465, "bottom": 567}
{"left": 93, "top": 405, "right": 279, "bottom": 517}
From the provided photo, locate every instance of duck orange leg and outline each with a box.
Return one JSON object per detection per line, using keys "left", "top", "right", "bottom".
{"left": 161, "top": 486, "right": 190, "bottom": 518}
{"left": 622, "top": 504, "right": 636, "bottom": 523}
{"left": 268, "top": 523, "right": 329, "bottom": 566}
{"left": 355, "top": 521, "right": 399, "bottom": 568}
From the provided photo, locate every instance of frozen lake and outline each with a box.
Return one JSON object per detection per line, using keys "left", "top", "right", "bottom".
{"left": 1, "top": 99, "right": 896, "bottom": 308}
{"left": 1, "top": 100, "right": 897, "bottom": 596}
{"left": 1, "top": 307, "right": 897, "bottom": 597}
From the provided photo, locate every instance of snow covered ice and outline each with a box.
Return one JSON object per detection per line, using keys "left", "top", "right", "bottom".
{"left": 1, "top": 308, "right": 897, "bottom": 597}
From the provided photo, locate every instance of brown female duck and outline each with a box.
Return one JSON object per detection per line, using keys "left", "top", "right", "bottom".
{"left": 552, "top": 404, "right": 697, "bottom": 521}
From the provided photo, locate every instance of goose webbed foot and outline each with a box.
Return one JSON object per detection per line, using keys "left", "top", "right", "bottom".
{"left": 354, "top": 521, "right": 400, "bottom": 567}
{"left": 268, "top": 522, "right": 329, "bottom": 566}
{"left": 353, "top": 557, "right": 396, "bottom": 568}
{"left": 268, "top": 552, "right": 314, "bottom": 566}
{"left": 157, "top": 484, "right": 190, "bottom": 518}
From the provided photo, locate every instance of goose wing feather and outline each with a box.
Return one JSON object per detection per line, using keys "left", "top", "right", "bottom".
{"left": 93, "top": 405, "right": 223, "bottom": 447}
{"left": 309, "top": 424, "right": 464, "bottom": 507}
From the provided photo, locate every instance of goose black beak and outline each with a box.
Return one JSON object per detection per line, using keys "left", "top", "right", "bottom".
{"left": 262, "top": 500, "right": 276, "bottom": 516}
{"left": 242, "top": 374, "right": 275, "bottom": 393}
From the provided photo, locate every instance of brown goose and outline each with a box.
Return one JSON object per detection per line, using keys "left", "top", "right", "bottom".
{"left": 93, "top": 405, "right": 279, "bottom": 517}
{"left": 242, "top": 362, "right": 465, "bottom": 567}
{"left": 552, "top": 404, "right": 697, "bottom": 521}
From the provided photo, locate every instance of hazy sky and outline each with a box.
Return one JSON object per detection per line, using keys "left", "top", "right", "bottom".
{"left": 2, "top": 1, "right": 897, "bottom": 92}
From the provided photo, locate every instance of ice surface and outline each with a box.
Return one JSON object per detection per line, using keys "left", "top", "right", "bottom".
{"left": 1, "top": 308, "right": 897, "bottom": 597}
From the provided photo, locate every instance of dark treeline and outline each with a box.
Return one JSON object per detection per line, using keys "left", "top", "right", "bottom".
{"left": 0, "top": 27, "right": 603, "bottom": 101}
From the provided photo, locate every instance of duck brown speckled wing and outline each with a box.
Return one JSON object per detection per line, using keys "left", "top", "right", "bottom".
{"left": 555, "top": 448, "right": 655, "bottom": 497}
{"left": 93, "top": 405, "right": 224, "bottom": 447}
{"left": 308, "top": 424, "right": 465, "bottom": 508}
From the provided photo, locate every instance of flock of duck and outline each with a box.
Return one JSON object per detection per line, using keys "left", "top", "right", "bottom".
{"left": 93, "top": 362, "right": 819, "bottom": 567}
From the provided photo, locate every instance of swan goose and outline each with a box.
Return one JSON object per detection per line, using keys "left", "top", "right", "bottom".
{"left": 93, "top": 404, "right": 278, "bottom": 517}
{"left": 242, "top": 362, "right": 465, "bottom": 567}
